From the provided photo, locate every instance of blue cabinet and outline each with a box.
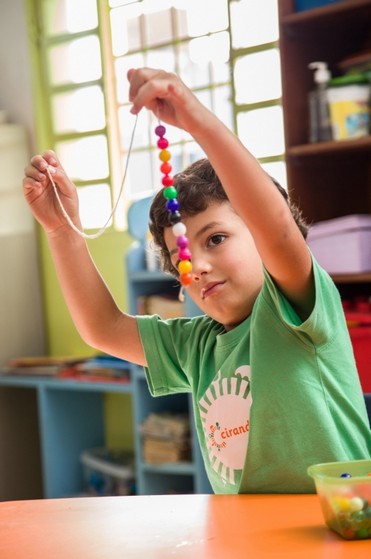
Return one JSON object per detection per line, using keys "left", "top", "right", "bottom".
{"left": 0, "top": 375, "right": 132, "bottom": 499}
{"left": 126, "top": 196, "right": 212, "bottom": 495}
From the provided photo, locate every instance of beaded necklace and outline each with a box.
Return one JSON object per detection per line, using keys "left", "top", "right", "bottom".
{"left": 155, "top": 124, "right": 192, "bottom": 287}
{"left": 48, "top": 116, "right": 193, "bottom": 286}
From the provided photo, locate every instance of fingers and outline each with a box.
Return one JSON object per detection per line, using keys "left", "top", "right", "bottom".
{"left": 24, "top": 150, "right": 61, "bottom": 188}
{"left": 127, "top": 68, "right": 179, "bottom": 115}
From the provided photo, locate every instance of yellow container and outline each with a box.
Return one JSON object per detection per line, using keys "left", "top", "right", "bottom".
{"left": 308, "top": 459, "right": 371, "bottom": 539}
{"left": 327, "top": 79, "right": 370, "bottom": 140}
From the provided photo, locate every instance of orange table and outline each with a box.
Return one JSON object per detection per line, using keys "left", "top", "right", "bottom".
{"left": 1, "top": 493, "right": 370, "bottom": 558}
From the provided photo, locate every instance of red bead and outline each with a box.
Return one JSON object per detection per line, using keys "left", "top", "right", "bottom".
{"left": 155, "top": 124, "right": 166, "bottom": 137}
{"left": 180, "top": 273, "right": 192, "bottom": 286}
{"left": 162, "top": 175, "right": 174, "bottom": 187}
{"left": 157, "top": 137, "right": 169, "bottom": 149}
{"left": 161, "top": 162, "right": 172, "bottom": 175}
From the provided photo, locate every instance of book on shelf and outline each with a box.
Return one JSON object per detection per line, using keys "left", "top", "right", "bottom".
{"left": 137, "top": 294, "right": 184, "bottom": 319}
{"left": 2, "top": 354, "right": 131, "bottom": 383}
{"left": 140, "top": 412, "right": 191, "bottom": 464}
{"left": 142, "top": 437, "right": 191, "bottom": 464}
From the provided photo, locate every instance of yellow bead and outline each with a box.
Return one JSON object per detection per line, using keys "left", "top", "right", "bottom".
{"left": 159, "top": 149, "right": 171, "bottom": 162}
{"left": 178, "top": 260, "right": 192, "bottom": 275}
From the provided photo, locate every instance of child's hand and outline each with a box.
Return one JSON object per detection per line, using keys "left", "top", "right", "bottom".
{"left": 127, "top": 68, "right": 211, "bottom": 136}
{"left": 23, "top": 150, "right": 80, "bottom": 236}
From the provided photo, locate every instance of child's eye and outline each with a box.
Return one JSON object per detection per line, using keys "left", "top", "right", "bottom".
{"left": 207, "top": 234, "right": 227, "bottom": 247}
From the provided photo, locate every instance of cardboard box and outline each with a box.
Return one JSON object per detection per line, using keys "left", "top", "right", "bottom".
{"left": 307, "top": 214, "right": 371, "bottom": 274}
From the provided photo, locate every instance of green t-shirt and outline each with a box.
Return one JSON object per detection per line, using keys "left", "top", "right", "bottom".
{"left": 137, "top": 258, "right": 371, "bottom": 494}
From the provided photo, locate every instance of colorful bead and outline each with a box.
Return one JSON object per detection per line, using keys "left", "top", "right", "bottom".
{"left": 162, "top": 175, "right": 174, "bottom": 187}
{"left": 159, "top": 149, "right": 171, "bottom": 162}
{"left": 156, "top": 122, "right": 192, "bottom": 287}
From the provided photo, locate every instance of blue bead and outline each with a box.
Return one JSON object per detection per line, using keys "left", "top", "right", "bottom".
{"left": 340, "top": 472, "right": 352, "bottom": 478}
{"left": 166, "top": 198, "right": 179, "bottom": 212}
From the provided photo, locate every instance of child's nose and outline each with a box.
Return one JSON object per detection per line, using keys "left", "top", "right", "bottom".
{"left": 191, "top": 251, "right": 212, "bottom": 281}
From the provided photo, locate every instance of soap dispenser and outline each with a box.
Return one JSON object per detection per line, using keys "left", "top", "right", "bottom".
{"left": 308, "top": 61, "right": 333, "bottom": 143}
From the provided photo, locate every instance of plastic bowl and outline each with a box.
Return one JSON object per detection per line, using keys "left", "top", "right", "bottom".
{"left": 308, "top": 459, "right": 371, "bottom": 539}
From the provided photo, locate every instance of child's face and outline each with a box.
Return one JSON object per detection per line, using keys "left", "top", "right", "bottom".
{"left": 164, "top": 202, "right": 264, "bottom": 330}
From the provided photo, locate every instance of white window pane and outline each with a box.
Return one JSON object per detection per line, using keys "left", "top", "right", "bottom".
{"left": 52, "top": 86, "right": 105, "bottom": 134}
{"left": 237, "top": 106, "right": 285, "bottom": 159}
{"left": 56, "top": 136, "right": 109, "bottom": 181}
{"left": 189, "top": 32, "right": 229, "bottom": 66}
{"left": 146, "top": 47, "right": 176, "bottom": 73}
{"left": 42, "top": 0, "right": 98, "bottom": 35}
{"left": 234, "top": 49, "right": 281, "bottom": 104}
{"left": 49, "top": 35, "right": 102, "bottom": 85}
{"left": 78, "top": 184, "right": 112, "bottom": 229}
{"left": 145, "top": 10, "right": 173, "bottom": 46}
{"left": 186, "top": 0, "right": 228, "bottom": 37}
{"left": 261, "top": 161, "right": 287, "bottom": 190}
{"left": 126, "top": 151, "right": 153, "bottom": 198}
{"left": 214, "top": 86, "right": 233, "bottom": 130}
{"left": 119, "top": 106, "right": 150, "bottom": 150}
{"left": 115, "top": 54, "right": 145, "bottom": 104}
{"left": 110, "top": 3, "right": 143, "bottom": 56}
{"left": 230, "top": 0, "right": 279, "bottom": 49}
{"left": 178, "top": 43, "right": 210, "bottom": 89}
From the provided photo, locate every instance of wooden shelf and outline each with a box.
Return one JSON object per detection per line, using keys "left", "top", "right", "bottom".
{"left": 281, "top": 0, "right": 371, "bottom": 31}
{"left": 278, "top": 0, "right": 371, "bottom": 293}
{"left": 331, "top": 273, "right": 371, "bottom": 284}
{"left": 287, "top": 136, "right": 371, "bottom": 161}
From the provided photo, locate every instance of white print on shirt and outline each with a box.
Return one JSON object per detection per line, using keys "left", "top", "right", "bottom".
{"left": 199, "top": 365, "right": 252, "bottom": 486}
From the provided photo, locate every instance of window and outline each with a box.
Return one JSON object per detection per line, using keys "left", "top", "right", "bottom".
{"left": 33, "top": 0, "right": 284, "bottom": 231}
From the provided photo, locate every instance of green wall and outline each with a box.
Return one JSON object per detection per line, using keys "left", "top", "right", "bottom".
{"left": 38, "top": 227, "right": 135, "bottom": 451}
{"left": 26, "top": 0, "right": 136, "bottom": 451}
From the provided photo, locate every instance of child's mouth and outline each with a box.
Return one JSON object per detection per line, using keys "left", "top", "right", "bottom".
{"left": 201, "top": 281, "right": 224, "bottom": 300}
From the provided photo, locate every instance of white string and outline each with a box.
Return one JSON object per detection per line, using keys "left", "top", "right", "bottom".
{"left": 46, "top": 114, "right": 139, "bottom": 240}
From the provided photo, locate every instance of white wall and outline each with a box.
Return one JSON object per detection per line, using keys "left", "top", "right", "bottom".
{"left": 0, "top": 0, "right": 45, "bottom": 364}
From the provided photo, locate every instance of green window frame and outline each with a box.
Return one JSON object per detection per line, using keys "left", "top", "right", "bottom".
{"left": 28, "top": 0, "right": 284, "bottom": 232}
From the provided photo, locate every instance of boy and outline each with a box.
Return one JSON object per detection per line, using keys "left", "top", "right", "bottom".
{"left": 23, "top": 68, "right": 371, "bottom": 493}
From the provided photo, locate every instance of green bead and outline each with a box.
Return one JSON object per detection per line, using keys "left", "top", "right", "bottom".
{"left": 163, "top": 186, "right": 177, "bottom": 200}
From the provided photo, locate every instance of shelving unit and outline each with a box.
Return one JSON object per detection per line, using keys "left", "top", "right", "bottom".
{"left": 0, "top": 375, "right": 132, "bottom": 500}
{"left": 278, "top": 0, "right": 371, "bottom": 298}
{"left": 126, "top": 197, "right": 212, "bottom": 495}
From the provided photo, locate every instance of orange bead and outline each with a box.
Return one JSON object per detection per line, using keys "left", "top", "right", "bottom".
{"left": 178, "top": 260, "right": 192, "bottom": 275}
{"left": 180, "top": 273, "right": 192, "bottom": 286}
{"left": 159, "top": 149, "right": 171, "bottom": 162}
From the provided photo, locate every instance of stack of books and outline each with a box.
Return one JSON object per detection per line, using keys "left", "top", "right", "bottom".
{"left": 140, "top": 412, "right": 191, "bottom": 464}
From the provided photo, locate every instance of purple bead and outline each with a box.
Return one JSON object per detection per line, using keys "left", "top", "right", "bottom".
{"left": 155, "top": 124, "right": 166, "bottom": 137}
{"left": 166, "top": 198, "right": 179, "bottom": 212}
{"left": 176, "top": 235, "right": 189, "bottom": 248}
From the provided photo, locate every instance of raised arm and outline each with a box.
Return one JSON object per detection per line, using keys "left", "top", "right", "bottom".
{"left": 23, "top": 151, "right": 146, "bottom": 365}
{"left": 128, "top": 68, "right": 314, "bottom": 318}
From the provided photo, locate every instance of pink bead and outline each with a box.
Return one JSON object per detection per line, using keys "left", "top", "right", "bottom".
{"left": 176, "top": 235, "right": 189, "bottom": 248}
{"left": 157, "top": 137, "right": 169, "bottom": 149}
{"left": 178, "top": 247, "right": 191, "bottom": 260}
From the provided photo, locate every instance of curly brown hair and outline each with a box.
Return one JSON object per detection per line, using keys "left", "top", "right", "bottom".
{"left": 149, "top": 158, "right": 308, "bottom": 276}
